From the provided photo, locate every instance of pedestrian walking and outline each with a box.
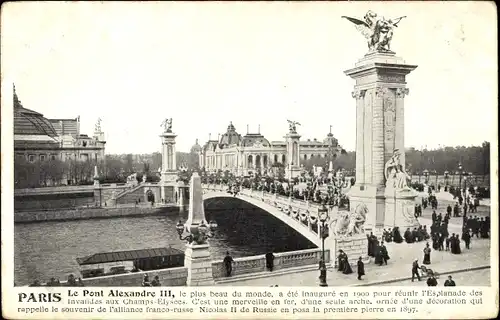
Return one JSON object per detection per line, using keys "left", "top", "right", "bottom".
{"left": 411, "top": 259, "right": 421, "bottom": 282}
{"left": 357, "top": 257, "right": 365, "bottom": 280}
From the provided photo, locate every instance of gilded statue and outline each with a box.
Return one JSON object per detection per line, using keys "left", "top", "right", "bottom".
{"left": 287, "top": 119, "right": 301, "bottom": 134}
{"left": 94, "top": 118, "right": 102, "bottom": 133}
{"left": 161, "top": 118, "right": 173, "bottom": 133}
{"left": 342, "top": 11, "right": 406, "bottom": 52}
{"left": 384, "top": 149, "right": 411, "bottom": 190}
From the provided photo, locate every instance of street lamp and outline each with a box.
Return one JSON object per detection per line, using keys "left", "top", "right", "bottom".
{"left": 318, "top": 202, "right": 329, "bottom": 287}
{"left": 444, "top": 171, "right": 449, "bottom": 191}
{"left": 176, "top": 219, "right": 218, "bottom": 244}
{"left": 458, "top": 163, "right": 464, "bottom": 196}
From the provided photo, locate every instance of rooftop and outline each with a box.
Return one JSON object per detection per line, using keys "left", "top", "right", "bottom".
{"left": 76, "top": 247, "right": 184, "bottom": 265}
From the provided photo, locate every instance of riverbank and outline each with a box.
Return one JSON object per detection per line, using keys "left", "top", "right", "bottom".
{"left": 14, "top": 204, "right": 181, "bottom": 224}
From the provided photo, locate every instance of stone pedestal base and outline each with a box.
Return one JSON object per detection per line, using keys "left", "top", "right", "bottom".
{"left": 347, "top": 185, "right": 386, "bottom": 233}
{"left": 184, "top": 243, "right": 215, "bottom": 286}
{"left": 161, "top": 171, "right": 177, "bottom": 183}
{"left": 384, "top": 188, "right": 420, "bottom": 229}
{"left": 334, "top": 235, "right": 370, "bottom": 267}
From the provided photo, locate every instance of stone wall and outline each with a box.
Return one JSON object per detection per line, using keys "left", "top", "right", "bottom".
{"left": 15, "top": 195, "right": 95, "bottom": 211}
{"left": 14, "top": 205, "right": 178, "bottom": 223}
{"left": 211, "top": 248, "right": 329, "bottom": 279}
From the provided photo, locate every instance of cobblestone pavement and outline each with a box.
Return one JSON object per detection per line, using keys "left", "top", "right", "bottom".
{"left": 220, "top": 237, "right": 491, "bottom": 287}
{"left": 378, "top": 268, "right": 491, "bottom": 286}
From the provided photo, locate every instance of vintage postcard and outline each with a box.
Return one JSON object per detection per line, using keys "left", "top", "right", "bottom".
{"left": 1, "top": 1, "right": 498, "bottom": 319}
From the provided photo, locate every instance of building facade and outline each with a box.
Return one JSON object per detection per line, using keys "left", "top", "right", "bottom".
{"left": 196, "top": 122, "right": 343, "bottom": 176}
{"left": 13, "top": 84, "right": 106, "bottom": 185}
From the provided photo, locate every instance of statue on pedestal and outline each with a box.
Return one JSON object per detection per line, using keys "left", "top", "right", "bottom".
{"left": 384, "top": 149, "right": 411, "bottom": 190}
{"left": 342, "top": 11, "right": 406, "bottom": 52}
{"left": 287, "top": 119, "right": 301, "bottom": 134}
{"left": 94, "top": 118, "right": 102, "bottom": 133}
{"left": 161, "top": 118, "right": 173, "bottom": 133}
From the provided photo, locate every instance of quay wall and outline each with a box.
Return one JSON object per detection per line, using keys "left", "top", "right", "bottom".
{"left": 14, "top": 205, "right": 179, "bottom": 223}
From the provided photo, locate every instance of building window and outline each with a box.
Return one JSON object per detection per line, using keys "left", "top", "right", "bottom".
{"left": 28, "top": 155, "right": 35, "bottom": 163}
{"left": 40, "top": 155, "right": 46, "bottom": 161}
{"left": 51, "top": 154, "right": 57, "bottom": 160}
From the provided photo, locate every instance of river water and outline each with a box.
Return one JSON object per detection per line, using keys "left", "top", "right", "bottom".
{"left": 14, "top": 198, "right": 316, "bottom": 285}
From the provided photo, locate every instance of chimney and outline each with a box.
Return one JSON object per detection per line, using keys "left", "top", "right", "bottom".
{"left": 209, "top": 133, "right": 211, "bottom": 140}
{"left": 258, "top": 124, "right": 260, "bottom": 134}
{"left": 247, "top": 124, "right": 249, "bottom": 134}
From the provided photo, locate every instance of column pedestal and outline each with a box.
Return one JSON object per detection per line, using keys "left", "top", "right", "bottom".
{"left": 334, "top": 234, "right": 370, "bottom": 267}
{"left": 184, "top": 243, "right": 215, "bottom": 286}
{"left": 384, "top": 188, "right": 420, "bottom": 229}
{"left": 347, "top": 185, "right": 386, "bottom": 234}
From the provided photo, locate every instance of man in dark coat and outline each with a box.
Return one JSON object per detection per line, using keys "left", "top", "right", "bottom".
{"left": 432, "top": 210, "right": 437, "bottom": 223}
{"left": 357, "top": 257, "right": 365, "bottom": 280}
{"left": 223, "top": 252, "right": 234, "bottom": 277}
{"left": 427, "top": 275, "right": 438, "bottom": 286}
{"left": 453, "top": 203, "right": 460, "bottom": 217}
{"left": 265, "top": 251, "right": 275, "bottom": 271}
{"left": 444, "top": 275, "right": 456, "bottom": 286}
{"left": 380, "top": 242, "right": 390, "bottom": 265}
{"left": 367, "top": 233, "right": 374, "bottom": 257}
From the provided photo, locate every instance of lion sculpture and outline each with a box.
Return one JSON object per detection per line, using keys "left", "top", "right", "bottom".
{"left": 331, "top": 203, "right": 368, "bottom": 237}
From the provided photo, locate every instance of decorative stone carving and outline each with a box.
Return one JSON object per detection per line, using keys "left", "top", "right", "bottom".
{"left": 351, "top": 89, "right": 366, "bottom": 100}
{"left": 396, "top": 87, "right": 410, "bottom": 98}
{"left": 332, "top": 203, "right": 368, "bottom": 237}
{"left": 401, "top": 199, "right": 419, "bottom": 224}
{"left": 375, "top": 87, "right": 388, "bottom": 97}
{"left": 379, "top": 75, "right": 405, "bottom": 83}
{"left": 383, "top": 92, "right": 396, "bottom": 136}
{"left": 384, "top": 149, "right": 411, "bottom": 189}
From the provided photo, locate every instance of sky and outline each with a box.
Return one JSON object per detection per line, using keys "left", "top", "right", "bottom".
{"left": 1, "top": 1, "right": 497, "bottom": 154}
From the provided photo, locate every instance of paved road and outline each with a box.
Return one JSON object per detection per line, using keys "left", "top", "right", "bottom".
{"left": 378, "top": 268, "right": 491, "bottom": 286}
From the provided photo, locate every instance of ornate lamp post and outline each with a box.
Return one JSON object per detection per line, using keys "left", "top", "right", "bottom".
{"left": 458, "top": 163, "right": 464, "bottom": 196}
{"left": 318, "top": 202, "right": 329, "bottom": 287}
{"left": 444, "top": 171, "right": 449, "bottom": 191}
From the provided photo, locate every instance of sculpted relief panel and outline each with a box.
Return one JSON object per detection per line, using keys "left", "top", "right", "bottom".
{"left": 383, "top": 89, "right": 396, "bottom": 159}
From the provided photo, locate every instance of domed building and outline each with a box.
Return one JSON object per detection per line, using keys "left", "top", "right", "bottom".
{"left": 197, "top": 121, "right": 344, "bottom": 176}
{"left": 13, "top": 84, "right": 106, "bottom": 186}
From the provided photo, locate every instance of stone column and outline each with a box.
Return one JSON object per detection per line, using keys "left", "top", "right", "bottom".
{"left": 373, "top": 87, "right": 386, "bottom": 187}
{"left": 352, "top": 89, "right": 366, "bottom": 185}
{"left": 395, "top": 88, "right": 409, "bottom": 167}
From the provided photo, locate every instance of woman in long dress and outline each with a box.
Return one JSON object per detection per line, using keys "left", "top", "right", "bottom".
{"left": 337, "top": 250, "right": 346, "bottom": 272}
{"left": 393, "top": 227, "right": 403, "bottom": 243}
{"left": 422, "top": 243, "right": 431, "bottom": 265}
{"left": 342, "top": 254, "right": 353, "bottom": 275}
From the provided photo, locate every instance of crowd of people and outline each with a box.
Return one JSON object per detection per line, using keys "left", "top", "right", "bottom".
{"left": 223, "top": 170, "right": 352, "bottom": 209}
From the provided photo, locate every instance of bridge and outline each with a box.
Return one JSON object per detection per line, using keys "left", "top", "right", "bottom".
{"left": 202, "top": 183, "right": 350, "bottom": 250}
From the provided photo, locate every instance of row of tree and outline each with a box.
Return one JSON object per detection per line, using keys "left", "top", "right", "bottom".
{"left": 14, "top": 143, "right": 490, "bottom": 188}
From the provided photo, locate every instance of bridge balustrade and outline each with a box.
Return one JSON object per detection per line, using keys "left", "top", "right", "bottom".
{"left": 211, "top": 248, "right": 329, "bottom": 279}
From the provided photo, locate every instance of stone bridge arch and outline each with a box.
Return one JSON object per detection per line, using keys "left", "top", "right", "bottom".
{"left": 202, "top": 189, "right": 322, "bottom": 247}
